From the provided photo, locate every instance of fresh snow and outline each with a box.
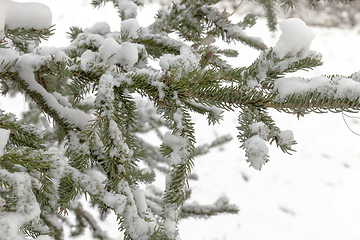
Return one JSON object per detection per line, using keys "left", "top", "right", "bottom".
{"left": 86, "top": 21, "right": 111, "bottom": 35}
{"left": 0, "top": 0, "right": 52, "bottom": 39}
{"left": 273, "top": 18, "right": 315, "bottom": 59}
{"left": 133, "top": 189, "right": 148, "bottom": 218}
{"left": 159, "top": 45, "right": 200, "bottom": 72}
{"left": 250, "top": 122, "right": 269, "bottom": 139}
{"left": 0, "top": 128, "right": 10, "bottom": 157}
{"left": 99, "top": 38, "right": 139, "bottom": 66}
{"left": 14, "top": 53, "right": 93, "bottom": 130}
{"left": 1, "top": 1, "right": 360, "bottom": 240}
{"left": 244, "top": 135, "right": 269, "bottom": 170}
{"left": 277, "top": 130, "right": 294, "bottom": 148}
{"left": 121, "top": 18, "right": 140, "bottom": 39}
{"left": 0, "top": 170, "right": 41, "bottom": 240}
{"left": 163, "top": 131, "right": 190, "bottom": 165}
{"left": 274, "top": 76, "right": 330, "bottom": 99}
{"left": 118, "top": 0, "right": 138, "bottom": 19}
{"left": 337, "top": 77, "right": 360, "bottom": 99}
{"left": 274, "top": 75, "right": 360, "bottom": 100}
{"left": 99, "top": 37, "right": 118, "bottom": 63}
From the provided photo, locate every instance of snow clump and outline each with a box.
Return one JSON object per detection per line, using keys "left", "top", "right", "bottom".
{"left": 244, "top": 135, "right": 268, "bottom": 170}
{"left": 99, "top": 37, "right": 139, "bottom": 67}
{"left": 159, "top": 45, "right": 199, "bottom": 73}
{"left": 0, "top": 0, "right": 52, "bottom": 39}
{"left": 118, "top": 0, "right": 138, "bottom": 19}
{"left": 250, "top": 122, "right": 269, "bottom": 139}
{"left": 86, "top": 21, "right": 111, "bottom": 35}
{"left": 163, "top": 131, "right": 190, "bottom": 165}
{"left": 121, "top": 19, "right": 140, "bottom": 39}
{"left": 274, "top": 76, "right": 330, "bottom": 99}
{"left": 273, "top": 18, "right": 315, "bottom": 59}
{"left": 336, "top": 78, "right": 360, "bottom": 99}
{"left": 278, "top": 130, "right": 295, "bottom": 148}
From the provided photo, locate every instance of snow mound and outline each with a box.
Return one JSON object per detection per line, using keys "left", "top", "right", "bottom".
{"left": 273, "top": 18, "right": 315, "bottom": 59}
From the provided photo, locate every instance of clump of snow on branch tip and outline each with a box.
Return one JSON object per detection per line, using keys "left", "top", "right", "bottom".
{"left": 79, "top": 50, "right": 97, "bottom": 72}
{"left": 163, "top": 131, "right": 190, "bottom": 165}
{"left": 133, "top": 189, "right": 148, "bottom": 218}
{"left": 244, "top": 135, "right": 268, "bottom": 170}
{"left": 273, "top": 18, "right": 315, "bottom": 59}
{"left": 274, "top": 75, "right": 360, "bottom": 100}
{"left": 0, "top": 0, "right": 52, "bottom": 39}
{"left": 118, "top": 0, "right": 138, "bottom": 19}
{"left": 250, "top": 122, "right": 269, "bottom": 139}
{"left": 54, "top": 49, "right": 67, "bottom": 62}
{"left": 99, "top": 37, "right": 138, "bottom": 67}
{"left": 119, "top": 42, "right": 139, "bottom": 67}
{"left": 99, "top": 37, "right": 121, "bottom": 64}
{"left": 274, "top": 76, "right": 330, "bottom": 99}
{"left": 121, "top": 19, "right": 139, "bottom": 39}
{"left": 163, "top": 217, "right": 177, "bottom": 239}
{"left": 95, "top": 74, "right": 114, "bottom": 109}
{"left": 336, "top": 78, "right": 360, "bottom": 99}
{"left": 86, "top": 21, "right": 111, "bottom": 35}
{"left": 108, "top": 119, "right": 133, "bottom": 157}
{"left": 159, "top": 46, "right": 200, "bottom": 73}
{"left": 278, "top": 130, "right": 294, "bottom": 148}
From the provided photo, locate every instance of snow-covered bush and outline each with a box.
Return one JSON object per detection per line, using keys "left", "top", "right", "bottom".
{"left": 0, "top": 0, "right": 358, "bottom": 239}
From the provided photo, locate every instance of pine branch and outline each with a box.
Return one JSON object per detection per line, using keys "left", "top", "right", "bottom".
{"left": 278, "top": 0, "right": 299, "bottom": 10}
{"left": 270, "top": 92, "right": 360, "bottom": 114}
{"left": 138, "top": 138, "right": 172, "bottom": 174}
{"left": 0, "top": 111, "right": 44, "bottom": 149}
{"left": 200, "top": 5, "right": 268, "bottom": 50}
{"left": 67, "top": 26, "right": 84, "bottom": 42}
{"left": 55, "top": 157, "right": 127, "bottom": 216}
{"left": 72, "top": 203, "right": 112, "bottom": 240}
{"left": 136, "top": 30, "right": 182, "bottom": 58}
{"left": 180, "top": 196, "right": 239, "bottom": 219}
{"left": 194, "top": 134, "right": 232, "bottom": 156}
{"left": 157, "top": 102, "right": 196, "bottom": 238}
{"left": 0, "top": 169, "right": 43, "bottom": 239}
{"left": 41, "top": 214, "right": 63, "bottom": 240}
{"left": 187, "top": 83, "right": 270, "bottom": 109}
{"left": 12, "top": 73, "right": 76, "bottom": 133}
{"left": 258, "top": 0, "right": 278, "bottom": 31}
{"left": 4, "top": 25, "right": 55, "bottom": 42}
{"left": 3, "top": 0, "right": 360, "bottom": 239}
{"left": 237, "top": 13, "right": 257, "bottom": 29}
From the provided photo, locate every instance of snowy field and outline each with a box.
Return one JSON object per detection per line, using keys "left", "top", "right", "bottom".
{"left": 1, "top": 1, "right": 360, "bottom": 239}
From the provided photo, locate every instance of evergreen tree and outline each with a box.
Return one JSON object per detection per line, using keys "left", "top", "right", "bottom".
{"left": 0, "top": 0, "right": 358, "bottom": 239}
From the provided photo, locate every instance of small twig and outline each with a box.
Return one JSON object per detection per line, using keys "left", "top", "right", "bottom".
{"left": 214, "top": 0, "right": 244, "bottom": 22}
{"left": 342, "top": 112, "right": 360, "bottom": 119}
{"left": 228, "top": 0, "right": 245, "bottom": 18}
{"left": 342, "top": 112, "right": 360, "bottom": 136}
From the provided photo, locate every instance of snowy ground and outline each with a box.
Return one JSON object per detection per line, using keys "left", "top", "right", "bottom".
{"left": 2, "top": 1, "right": 360, "bottom": 240}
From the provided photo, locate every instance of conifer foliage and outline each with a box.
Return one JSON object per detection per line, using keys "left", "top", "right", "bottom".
{"left": 0, "top": 0, "right": 358, "bottom": 239}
